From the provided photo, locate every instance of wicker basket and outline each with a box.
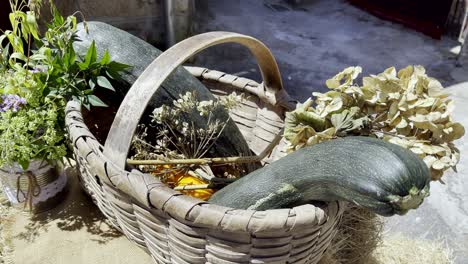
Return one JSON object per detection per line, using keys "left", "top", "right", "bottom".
{"left": 66, "top": 32, "right": 345, "bottom": 264}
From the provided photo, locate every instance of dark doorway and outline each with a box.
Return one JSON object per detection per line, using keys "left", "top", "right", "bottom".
{"left": 1, "top": 4, "right": 12, "bottom": 31}
{"left": 349, "top": 0, "right": 454, "bottom": 39}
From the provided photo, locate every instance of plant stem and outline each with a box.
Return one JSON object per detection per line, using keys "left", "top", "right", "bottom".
{"left": 129, "top": 128, "right": 284, "bottom": 166}
{"left": 198, "top": 117, "right": 230, "bottom": 158}
{"left": 25, "top": 33, "right": 31, "bottom": 77}
{"left": 163, "top": 120, "right": 186, "bottom": 156}
{"left": 128, "top": 155, "right": 261, "bottom": 166}
{"left": 370, "top": 129, "right": 413, "bottom": 139}
{"left": 174, "top": 184, "right": 211, "bottom": 191}
{"left": 134, "top": 137, "right": 159, "bottom": 151}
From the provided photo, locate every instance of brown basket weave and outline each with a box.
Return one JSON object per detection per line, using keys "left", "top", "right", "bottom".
{"left": 65, "top": 32, "right": 345, "bottom": 264}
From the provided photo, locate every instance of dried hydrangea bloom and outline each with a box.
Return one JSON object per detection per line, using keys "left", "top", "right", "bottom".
{"left": 284, "top": 65, "right": 465, "bottom": 180}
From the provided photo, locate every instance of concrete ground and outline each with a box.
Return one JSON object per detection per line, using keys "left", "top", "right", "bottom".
{"left": 194, "top": 0, "right": 468, "bottom": 262}
{"left": 2, "top": 170, "right": 153, "bottom": 264}
{"left": 194, "top": 0, "right": 467, "bottom": 101}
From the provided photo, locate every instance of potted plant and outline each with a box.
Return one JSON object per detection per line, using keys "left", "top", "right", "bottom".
{"left": 0, "top": 0, "right": 127, "bottom": 212}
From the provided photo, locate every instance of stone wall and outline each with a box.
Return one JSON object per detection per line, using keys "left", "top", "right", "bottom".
{"left": 43, "top": 0, "right": 167, "bottom": 48}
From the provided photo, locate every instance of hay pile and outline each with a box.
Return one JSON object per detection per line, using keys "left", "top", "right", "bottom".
{"left": 371, "top": 234, "right": 454, "bottom": 264}
{"left": 320, "top": 205, "right": 383, "bottom": 264}
{"left": 319, "top": 205, "right": 454, "bottom": 264}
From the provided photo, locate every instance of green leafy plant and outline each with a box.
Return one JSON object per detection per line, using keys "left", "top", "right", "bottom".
{"left": 284, "top": 66, "right": 465, "bottom": 180}
{"left": 0, "top": 0, "right": 128, "bottom": 169}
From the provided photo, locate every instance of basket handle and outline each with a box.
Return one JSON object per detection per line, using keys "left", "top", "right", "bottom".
{"left": 104, "top": 31, "right": 285, "bottom": 169}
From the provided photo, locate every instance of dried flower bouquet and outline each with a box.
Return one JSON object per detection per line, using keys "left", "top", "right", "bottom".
{"left": 284, "top": 65, "right": 464, "bottom": 180}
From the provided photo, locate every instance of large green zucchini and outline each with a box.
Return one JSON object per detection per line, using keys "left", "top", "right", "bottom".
{"left": 209, "top": 136, "right": 431, "bottom": 216}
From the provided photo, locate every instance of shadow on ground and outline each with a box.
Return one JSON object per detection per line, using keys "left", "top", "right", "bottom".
{"left": 15, "top": 168, "right": 122, "bottom": 244}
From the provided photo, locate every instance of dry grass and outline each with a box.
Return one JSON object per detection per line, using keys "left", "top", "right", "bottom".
{"left": 370, "top": 234, "right": 454, "bottom": 264}
{"left": 319, "top": 205, "right": 454, "bottom": 264}
{"left": 319, "top": 205, "right": 383, "bottom": 264}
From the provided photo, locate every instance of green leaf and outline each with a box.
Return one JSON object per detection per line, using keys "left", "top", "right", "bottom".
{"left": 9, "top": 52, "right": 27, "bottom": 61}
{"left": 89, "top": 79, "right": 96, "bottom": 90}
{"left": 97, "top": 76, "right": 114, "bottom": 91}
{"left": 40, "top": 47, "right": 53, "bottom": 61}
{"left": 87, "top": 95, "right": 108, "bottom": 107}
{"left": 63, "top": 44, "right": 76, "bottom": 69}
{"left": 6, "top": 32, "right": 24, "bottom": 54}
{"left": 83, "top": 89, "right": 94, "bottom": 95}
{"left": 1, "top": 43, "right": 9, "bottom": 58}
{"left": 106, "top": 61, "right": 130, "bottom": 81}
{"left": 68, "top": 16, "right": 77, "bottom": 31}
{"left": 68, "top": 44, "right": 76, "bottom": 64}
{"left": 19, "top": 159, "right": 30, "bottom": 170}
{"left": 83, "top": 103, "right": 91, "bottom": 110}
{"left": 9, "top": 13, "right": 16, "bottom": 31}
{"left": 21, "top": 22, "right": 30, "bottom": 41}
{"left": 78, "top": 62, "right": 87, "bottom": 71}
{"left": 30, "top": 53, "right": 47, "bottom": 61}
{"left": 108, "top": 61, "right": 130, "bottom": 72}
{"left": 0, "top": 35, "right": 7, "bottom": 46}
{"left": 106, "top": 70, "right": 120, "bottom": 80}
{"left": 51, "top": 4, "right": 64, "bottom": 25}
{"left": 26, "top": 11, "right": 40, "bottom": 40}
{"left": 81, "top": 40, "right": 97, "bottom": 69}
{"left": 100, "top": 50, "right": 111, "bottom": 65}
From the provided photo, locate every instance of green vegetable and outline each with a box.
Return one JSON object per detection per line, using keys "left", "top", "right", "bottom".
{"left": 209, "top": 137, "right": 431, "bottom": 216}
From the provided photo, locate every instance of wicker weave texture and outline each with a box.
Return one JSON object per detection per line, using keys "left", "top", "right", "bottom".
{"left": 66, "top": 32, "right": 345, "bottom": 263}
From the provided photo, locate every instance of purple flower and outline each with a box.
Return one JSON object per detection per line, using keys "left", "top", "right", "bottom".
{"left": 0, "top": 94, "right": 27, "bottom": 112}
{"left": 29, "top": 67, "right": 45, "bottom": 74}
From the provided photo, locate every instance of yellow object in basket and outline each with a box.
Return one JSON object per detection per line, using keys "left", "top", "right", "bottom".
{"left": 176, "top": 175, "right": 215, "bottom": 201}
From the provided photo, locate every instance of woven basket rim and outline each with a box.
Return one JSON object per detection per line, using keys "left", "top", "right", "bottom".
{"left": 64, "top": 30, "right": 345, "bottom": 264}
{"left": 66, "top": 99, "right": 345, "bottom": 233}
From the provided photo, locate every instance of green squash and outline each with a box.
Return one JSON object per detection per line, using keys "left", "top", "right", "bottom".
{"left": 208, "top": 136, "right": 431, "bottom": 216}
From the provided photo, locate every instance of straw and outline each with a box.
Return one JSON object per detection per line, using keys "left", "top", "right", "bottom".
{"left": 319, "top": 205, "right": 454, "bottom": 264}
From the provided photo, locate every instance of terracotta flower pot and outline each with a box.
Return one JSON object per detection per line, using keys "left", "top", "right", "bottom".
{"left": 0, "top": 160, "right": 68, "bottom": 213}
